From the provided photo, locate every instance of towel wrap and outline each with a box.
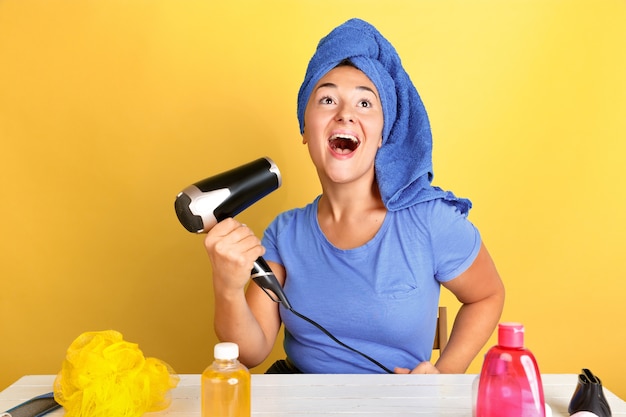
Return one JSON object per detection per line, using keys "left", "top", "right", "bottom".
{"left": 297, "top": 18, "right": 471, "bottom": 214}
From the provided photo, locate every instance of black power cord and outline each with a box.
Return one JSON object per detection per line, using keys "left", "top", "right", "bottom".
{"left": 251, "top": 266, "right": 393, "bottom": 373}
{"left": 286, "top": 306, "right": 394, "bottom": 374}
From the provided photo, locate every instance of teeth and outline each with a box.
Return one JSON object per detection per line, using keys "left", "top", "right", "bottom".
{"left": 330, "top": 134, "right": 359, "bottom": 143}
{"left": 329, "top": 134, "right": 360, "bottom": 153}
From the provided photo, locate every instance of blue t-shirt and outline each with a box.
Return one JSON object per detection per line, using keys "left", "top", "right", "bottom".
{"left": 261, "top": 196, "right": 481, "bottom": 373}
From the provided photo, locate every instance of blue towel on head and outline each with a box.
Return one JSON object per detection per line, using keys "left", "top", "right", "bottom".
{"left": 297, "top": 18, "right": 472, "bottom": 215}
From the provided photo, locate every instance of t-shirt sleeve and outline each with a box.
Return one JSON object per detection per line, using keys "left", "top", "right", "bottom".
{"left": 261, "top": 214, "right": 285, "bottom": 266}
{"left": 430, "top": 200, "right": 482, "bottom": 282}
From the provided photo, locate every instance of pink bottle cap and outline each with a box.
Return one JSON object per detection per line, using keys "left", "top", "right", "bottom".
{"left": 498, "top": 322, "right": 525, "bottom": 348}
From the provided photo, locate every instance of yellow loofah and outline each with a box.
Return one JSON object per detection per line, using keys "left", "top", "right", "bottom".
{"left": 53, "top": 330, "right": 180, "bottom": 417}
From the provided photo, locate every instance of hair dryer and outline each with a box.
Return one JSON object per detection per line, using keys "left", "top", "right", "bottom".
{"left": 174, "top": 157, "right": 291, "bottom": 309}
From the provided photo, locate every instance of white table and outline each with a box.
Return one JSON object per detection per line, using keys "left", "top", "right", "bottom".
{"left": 1, "top": 374, "right": 625, "bottom": 416}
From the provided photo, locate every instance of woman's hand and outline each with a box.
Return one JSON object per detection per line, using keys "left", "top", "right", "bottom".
{"left": 204, "top": 218, "right": 266, "bottom": 297}
{"left": 394, "top": 361, "right": 441, "bottom": 374}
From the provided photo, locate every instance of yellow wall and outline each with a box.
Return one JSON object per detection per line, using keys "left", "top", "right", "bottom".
{"left": 1, "top": 0, "right": 625, "bottom": 399}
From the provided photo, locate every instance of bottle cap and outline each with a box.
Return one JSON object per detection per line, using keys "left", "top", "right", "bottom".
{"left": 214, "top": 342, "right": 239, "bottom": 360}
{"left": 498, "top": 322, "right": 525, "bottom": 348}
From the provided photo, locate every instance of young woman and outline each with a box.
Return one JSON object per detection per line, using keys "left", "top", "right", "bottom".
{"left": 204, "top": 19, "right": 505, "bottom": 374}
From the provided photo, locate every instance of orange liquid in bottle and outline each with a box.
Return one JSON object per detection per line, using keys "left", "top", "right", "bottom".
{"left": 202, "top": 359, "right": 251, "bottom": 417}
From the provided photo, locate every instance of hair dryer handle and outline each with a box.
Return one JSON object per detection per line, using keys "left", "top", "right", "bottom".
{"left": 251, "top": 257, "right": 292, "bottom": 310}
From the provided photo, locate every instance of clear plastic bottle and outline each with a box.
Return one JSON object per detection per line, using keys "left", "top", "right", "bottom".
{"left": 201, "top": 342, "right": 251, "bottom": 417}
{"left": 476, "top": 323, "right": 546, "bottom": 417}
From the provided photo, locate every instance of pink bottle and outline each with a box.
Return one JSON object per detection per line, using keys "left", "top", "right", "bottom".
{"left": 476, "top": 323, "right": 546, "bottom": 417}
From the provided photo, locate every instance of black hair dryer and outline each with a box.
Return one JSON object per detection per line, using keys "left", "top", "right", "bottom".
{"left": 174, "top": 157, "right": 291, "bottom": 309}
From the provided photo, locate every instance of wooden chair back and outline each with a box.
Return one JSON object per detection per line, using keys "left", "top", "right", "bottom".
{"left": 433, "top": 306, "right": 448, "bottom": 351}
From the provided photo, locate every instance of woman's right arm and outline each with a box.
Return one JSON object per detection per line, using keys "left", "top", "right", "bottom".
{"left": 204, "top": 218, "right": 284, "bottom": 367}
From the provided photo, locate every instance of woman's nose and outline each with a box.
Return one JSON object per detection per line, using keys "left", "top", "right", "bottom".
{"left": 336, "top": 103, "right": 355, "bottom": 123}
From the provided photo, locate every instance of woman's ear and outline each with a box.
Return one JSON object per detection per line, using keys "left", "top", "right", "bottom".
{"left": 302, "top": 131, "right": 307, "bottom": 145}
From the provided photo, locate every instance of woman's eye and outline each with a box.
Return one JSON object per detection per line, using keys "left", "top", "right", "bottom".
{"left": 320, "top": 96, "right": 334, "bottom": 104}
{"left": 359, "top": 100, "right": 372, "bottom": 108}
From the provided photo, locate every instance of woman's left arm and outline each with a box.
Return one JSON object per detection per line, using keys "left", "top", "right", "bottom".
{"left": 397, "top": 241, "right": 505, "bottom": 374}
{"left": 432, "top": 241, "right": 505, "bottom": 373}
{"left": 395, "top": 242, "right": 504, "bottom": 375}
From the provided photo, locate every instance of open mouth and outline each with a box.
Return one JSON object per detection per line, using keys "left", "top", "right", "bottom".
{"left": 329, "top": 134, "right": 360, "bottom": 154}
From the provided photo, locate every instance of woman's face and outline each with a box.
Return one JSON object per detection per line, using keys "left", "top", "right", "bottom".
{"left": 302, "top": 65, "right": 384, "bottom": 186}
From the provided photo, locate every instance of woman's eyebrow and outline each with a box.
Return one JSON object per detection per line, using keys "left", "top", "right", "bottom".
{"left": 357, "top": 85, "right": 379, "bottom": 99}
{"left": 315, "top": 83, "right": 379, "bottom": 99}
{"left": 315, "top": 82, "right": 338, "bottom": 90}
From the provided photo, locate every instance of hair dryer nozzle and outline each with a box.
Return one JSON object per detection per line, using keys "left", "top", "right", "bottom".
{"left": 174, "top": 157, "right": 281, "bottom": 233}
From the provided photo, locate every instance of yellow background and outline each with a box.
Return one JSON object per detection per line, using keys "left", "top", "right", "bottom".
{"left": 1, "top": 0, "right": 625, "bottom": 399}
